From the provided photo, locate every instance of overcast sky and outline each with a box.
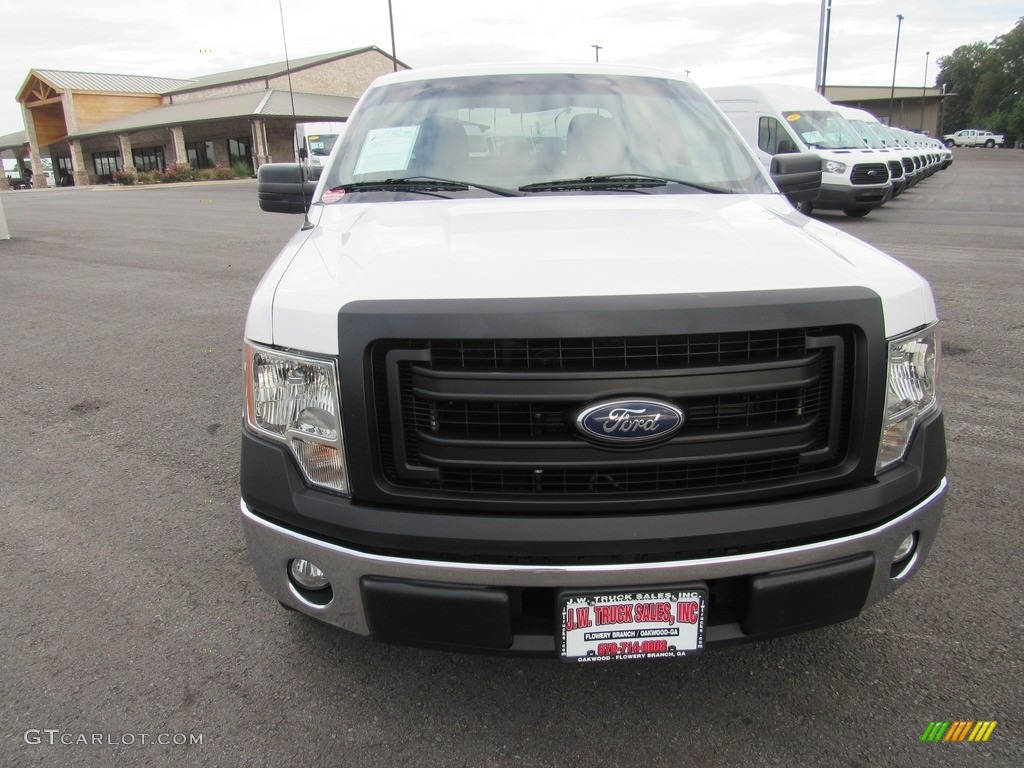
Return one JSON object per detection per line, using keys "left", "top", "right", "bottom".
{"left": 2, "top": 0, "right": 1020, "bottom": 135}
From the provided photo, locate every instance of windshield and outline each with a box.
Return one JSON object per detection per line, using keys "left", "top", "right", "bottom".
{"left": 863, "top": 121, "right": 896, "bottom": 148}
{"left": 781, "top": 110, "right": 864, "bottom": 150}
{"left": 846, "top": 119, "right": 885, "bottom": 149}
{"left": 323, "top": 73, "right": 771, "bottom": 198}
{"left": 306, "top": 134, "right": 339, "bottom": 157}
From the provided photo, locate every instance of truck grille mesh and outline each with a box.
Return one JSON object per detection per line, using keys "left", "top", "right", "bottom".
{"left": 851, "top": 163, "right": 889, "bottom": 185}
{"left": 371, "top": 328, "right": 854, "bottom": 502}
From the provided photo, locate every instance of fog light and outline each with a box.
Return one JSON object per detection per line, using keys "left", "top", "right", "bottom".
{"left": 289, "top": 558, "right": 330, "bottom": 590}
{"left": 890, "top": 532, "right": 918, "bottom": 578}
{"left": 893, "top": 533, "right": 916, "bottom": 563}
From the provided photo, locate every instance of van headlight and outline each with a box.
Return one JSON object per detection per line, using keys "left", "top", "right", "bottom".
{"left": 244, "top": 342, "right": 349, "bottom": 495}
{"left": 824, "top": 160, "right": 848, "bottom": 174}
{"left": 876, "top": 325, "right": 940, "bottom": 473}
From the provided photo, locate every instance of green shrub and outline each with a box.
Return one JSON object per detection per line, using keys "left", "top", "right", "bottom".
{"left": 230, "top": 159, "right": 253, "bottom": 178}
{"left": 212, "top": 163, "right": 235, "bottom": 180}
{"left": 137, "top": 171, "right": 157, "bottom": 184}
{"left": 196, "top": 168, "right": 216, "bottom": 181}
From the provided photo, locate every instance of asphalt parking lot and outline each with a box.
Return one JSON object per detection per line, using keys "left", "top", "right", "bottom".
{"left": 1, "top": 150, "right": 1022, "bottom": 767}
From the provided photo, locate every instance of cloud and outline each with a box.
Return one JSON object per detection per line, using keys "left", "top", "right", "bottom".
{"left": 1, "top": 0, "right": 1021, "bottom": 133}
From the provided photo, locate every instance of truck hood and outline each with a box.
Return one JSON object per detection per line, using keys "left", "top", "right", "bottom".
{"left": 247, "top": 194, "right": 935, "bottom": 354}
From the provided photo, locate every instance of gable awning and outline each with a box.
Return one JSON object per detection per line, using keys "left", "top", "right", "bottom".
{"left": 66, "top": 89, "right": 358, "bottom": 139}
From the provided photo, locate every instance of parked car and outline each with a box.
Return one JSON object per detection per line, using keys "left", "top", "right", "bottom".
{"left": 707, "top": 83, "right": 892, "bottom": 217}
{"left": 244, "top": 63, "right": 946, "bottom": 660}
{"left": 835, "top": 105, "right": 909, "bottom": 197}
{"left": 943, "top": 129, "right": 1005, "bottom": 148}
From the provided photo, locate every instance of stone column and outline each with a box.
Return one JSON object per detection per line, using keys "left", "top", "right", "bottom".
{"left": 68, "top": 139, "right": 89, "bottom": 187}
{"left": 169, "top": 126, "right": 187, "bottom": 166}
{"left": 117, "top": 133, "right": 136, "bottom": 172}
{"left": 251, "top": 119, "right": 269, "bottom": 170}
{"left": 21, "top": 104, "right": 49, "bottom": 188}
{"left": 0, "top": 194, "right": 10, "bottom": 239}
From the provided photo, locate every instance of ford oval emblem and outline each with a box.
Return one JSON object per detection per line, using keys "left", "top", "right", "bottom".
{"left": 575, "top": 399, "right": 685, "bottom": 446}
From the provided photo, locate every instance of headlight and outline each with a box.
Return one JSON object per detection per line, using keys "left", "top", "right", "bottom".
{"left": 876, "top": 325, "right": 940, "bottom": 473}
{"left": 245, "top": 342, "right": 349, "bottom": 494}
{"left": 823, "top": 160, "right": 848, "bottom": 174}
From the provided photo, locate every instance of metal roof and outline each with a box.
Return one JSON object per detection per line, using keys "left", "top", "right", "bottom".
{"left": 0, "top": 130, "right": 28, "bottom": 151}
{"left": 32, "top": 69, "right": 195, "bottom": 94}
{"left": 260, "top": 91, "right": 357, "bottom": 118}
{"left": 824, "top": 85, "right": 945, "bottom": 101}
{"left": 67, "top": 90, "right": 356, "bottom": 138}
{"left": 165, "top": 47, "right": 390, "bottom": 94}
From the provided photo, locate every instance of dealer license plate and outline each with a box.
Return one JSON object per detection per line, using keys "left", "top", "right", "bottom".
{"left": 559, "top": 587, "right": 707, "bottom": 663}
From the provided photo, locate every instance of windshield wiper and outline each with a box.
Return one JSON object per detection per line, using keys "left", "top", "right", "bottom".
{"left": 341, "top": 176, "right": 522, "bottom": 197}
{"left": 519, "top": 174, "right": 731, "bottom": 194}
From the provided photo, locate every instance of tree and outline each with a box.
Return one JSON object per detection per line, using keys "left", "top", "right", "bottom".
{"left": 1008, "top": 95, "right": 1024, "bottom": 145}
{"left": 935, "top": 19, "right": 1024, "bottom": 142}
{"left": 936, "top": 41, "right": 999, "bottom": 134}
{"left": 992, "top": 19, "right": 1024, "bottom": 100}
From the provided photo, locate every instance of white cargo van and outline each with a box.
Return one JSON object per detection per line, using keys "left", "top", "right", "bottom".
{"left": 295, "top": 122, "right": 346, "bottom": 180}
{"left": 834, "top": 105, "right": 913, "bottom": 197}
{"left": 707, "top": 84, "right": 892, "bottom": 217}
{"left": 835, "top": 106, "right": 924, "bottom": 189}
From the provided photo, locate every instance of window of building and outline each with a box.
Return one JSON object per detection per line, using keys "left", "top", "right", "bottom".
{"left": 227, "top": 137, "right": 252, "bottom": 171}
{"left": 55, "top": 157, "right": 74, "bottom": 186}
{"left": 186, "top": 141, "right": 215, "bottom": 169}
{"left": 133, "top": 146, "right": 165, "bottom": 172}
{"left": 92, "top": 151, "right": 122, "bottom": 182}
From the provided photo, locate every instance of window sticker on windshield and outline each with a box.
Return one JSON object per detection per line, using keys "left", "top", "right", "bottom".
{"left": 353, "top": 126, "right": 420, "bottom": 175}
{"left": 801, "top": 131, "right": 824, "bottom": 144}
{"left": 787, "top": 114, "right": 802, "bottom": 122}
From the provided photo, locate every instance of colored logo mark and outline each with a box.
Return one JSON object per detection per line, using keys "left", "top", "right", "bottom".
{"left": 920, "top": 721, "right": 997, "bottom": 742}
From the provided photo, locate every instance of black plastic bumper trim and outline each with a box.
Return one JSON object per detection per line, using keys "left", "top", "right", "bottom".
{"left": 240, "top": 409, "right": 945, "bottom": 564}
{"left": 741, "top": 553, "right": 875, "bottom": 635}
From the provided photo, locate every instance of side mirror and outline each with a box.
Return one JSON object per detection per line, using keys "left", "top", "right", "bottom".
{"left": 257, "top": 163, "right": 317, "bottom": 214}
{"left": 770, "top": 152, "right": 821, "bottom": 204}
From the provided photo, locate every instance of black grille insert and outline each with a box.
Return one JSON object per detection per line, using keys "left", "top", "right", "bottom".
{"left": 371, "top": 328, "right": 854, "bottom": 502}
{"left": 851, "top": 163, "right": 889, "bottom": 185}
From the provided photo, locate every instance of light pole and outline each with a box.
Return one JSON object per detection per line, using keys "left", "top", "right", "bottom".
{"left": 388, "top": 0, "right": 397, "bottom": 71}
{"left": 591, "top": 44, "right": 602, "bottom": 63}
{"left": 815, "top": 0, "right": 833, "bottom": 94}
{"left": 888, "top": 13, "right": 904, "bottom": 126}
{"left": 920, "top": 51, "right": 930, "bottom": 133}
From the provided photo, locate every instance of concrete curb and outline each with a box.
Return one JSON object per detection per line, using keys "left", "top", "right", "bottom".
{"left": 0, "top": 178, "right": 257, "bottom": 193}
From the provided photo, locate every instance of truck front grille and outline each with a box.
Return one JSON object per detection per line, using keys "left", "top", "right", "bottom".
{"left": 371, "top": 328, "right": 854, "bottom": 502}
{"left": 887, "top": 160, "right": 904, "bottom": 179}
{"left": 851, "top": 163, "right": 889, "bottom": 185}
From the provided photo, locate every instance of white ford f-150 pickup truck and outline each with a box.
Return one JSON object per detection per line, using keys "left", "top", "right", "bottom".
{"left": 942, "top": 129, "right": 1004, "bottom": 148}
{"left": 241, "top": 63, "right": 946, "bottom": 662}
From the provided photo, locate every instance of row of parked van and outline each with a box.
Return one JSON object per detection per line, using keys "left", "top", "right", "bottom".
{"left": 706, "top": 84, "right": 952, "bottom": 217}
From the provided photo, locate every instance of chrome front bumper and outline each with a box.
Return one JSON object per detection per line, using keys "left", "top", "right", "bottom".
{"left": 241, "top": 478, "right": 947, "bottom": 643}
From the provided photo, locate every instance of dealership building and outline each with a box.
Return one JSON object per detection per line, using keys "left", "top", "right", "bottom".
{"left": 8, "top": 46, "right": 405, "bottom": 187}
